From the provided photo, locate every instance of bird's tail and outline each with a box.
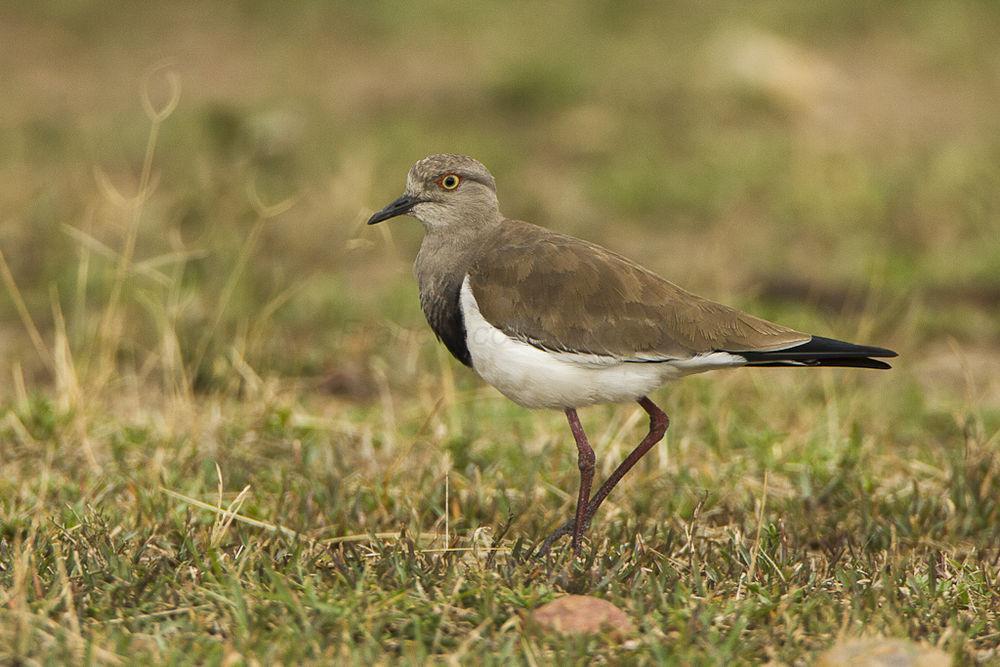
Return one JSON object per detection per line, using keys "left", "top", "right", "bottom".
{"left": 736, "top": 336, "right": 898, "bottom": 370}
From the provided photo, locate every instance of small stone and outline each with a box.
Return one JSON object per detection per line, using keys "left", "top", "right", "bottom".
{"left": 528, "top": 595, "right": 635, "bottom": 638}
{"left": 816, "top": 638, "right": 951, "bottom": 667}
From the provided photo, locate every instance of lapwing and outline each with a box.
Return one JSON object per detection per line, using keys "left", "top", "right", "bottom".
{"left": 367, "top": 154, "right": 897, "bottom": 555}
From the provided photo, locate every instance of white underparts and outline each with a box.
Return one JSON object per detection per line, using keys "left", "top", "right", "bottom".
{"left": 459, "top": 276, "right": 747, "bottom": 409}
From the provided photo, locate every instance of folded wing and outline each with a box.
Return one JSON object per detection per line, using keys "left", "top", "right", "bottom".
{"left": 468, "top": 220, "right": 896, "bottom": 368}
{"left": 468, "top": 220, "right": 808, "bottom": 360}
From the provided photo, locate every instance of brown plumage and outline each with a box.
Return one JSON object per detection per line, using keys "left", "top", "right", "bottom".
{"left": 469, "top": 219, "right": 810, "bottom": 360}
{"left": 367, "top": 153, "right": 897, "bottom": 556}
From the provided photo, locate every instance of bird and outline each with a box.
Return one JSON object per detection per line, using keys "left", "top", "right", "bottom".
{"left": 367, "top": 153, "right": 897, "bottom": 556}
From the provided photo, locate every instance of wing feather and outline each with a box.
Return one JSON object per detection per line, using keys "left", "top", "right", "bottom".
{"left": 468, "top": 220, "right": 810, "bottom": 360}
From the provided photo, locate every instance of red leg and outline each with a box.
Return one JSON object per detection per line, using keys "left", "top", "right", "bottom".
{"left": 565, "top": 408, "right": 595, "bottom": 554}
{"left": 538, "top": 397, "right": 670, "bottom": 556}
{"left": 583, "top": 397, "right": 668, "bottom": 518}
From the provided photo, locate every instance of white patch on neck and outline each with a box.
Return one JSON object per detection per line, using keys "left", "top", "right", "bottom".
{"left": 458, "top": 276, "right": 745, "bottom": 409}
{"left": 410, "top": 202, "right": 451, "bottom": 229}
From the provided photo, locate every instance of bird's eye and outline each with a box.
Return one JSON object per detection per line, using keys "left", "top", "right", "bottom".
{"left": 439, "top": 174, "right": 461, "bottom": 190}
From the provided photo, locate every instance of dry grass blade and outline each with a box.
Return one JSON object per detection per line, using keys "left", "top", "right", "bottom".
{"left": 745, "top": 470, "right": 769, "bottom": 593}
{"left": 95, "top": 605, "right": 214, "bottom": 626}
{"left": 321, "top": 532, "right": 448, "bottom": 545}
{"left": 0, "top": 246, "right": 53, "bottom": 369}
{"left": 188, "top": 192, "right": 289, "bottom": 375}
{"left": 61, "top": 223, "right": 172, "bottom": 285}
{"left": 161, "top": 486, "right": 303, "bottom": 540}
{"left": 210, "top": 478, "right": 252, "bottom": 548}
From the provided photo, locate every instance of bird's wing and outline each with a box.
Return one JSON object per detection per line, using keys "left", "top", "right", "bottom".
{"left": 467, "top": 220, "right": 811, "bottom": 361}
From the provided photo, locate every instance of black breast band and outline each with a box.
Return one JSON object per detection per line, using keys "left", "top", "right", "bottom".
{"left": 419, "top": 277, "right": 472, "bottom": 367}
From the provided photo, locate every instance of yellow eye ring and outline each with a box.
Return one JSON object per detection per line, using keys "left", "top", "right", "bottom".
{"left": 439, "top": 174, "right": 461, "bottom": 190}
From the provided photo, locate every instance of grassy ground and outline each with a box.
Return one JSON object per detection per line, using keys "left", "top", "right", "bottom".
{"left": 1, "top": 1, "right": 999, "bottom": 663}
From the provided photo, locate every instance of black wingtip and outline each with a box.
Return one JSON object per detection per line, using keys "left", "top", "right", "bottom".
{"left": 791, "top": 335, "right": 898, "bottom": 358}
{"left": 745, "top": 357, "right": 892, "bottom": 369}
{"left": 735, "top": 335, "right": 897, "bottom": 369}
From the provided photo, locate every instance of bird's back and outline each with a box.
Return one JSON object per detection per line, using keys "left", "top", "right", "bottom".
{"left": 467, "top": 219, "right": 810, "bottom": 361}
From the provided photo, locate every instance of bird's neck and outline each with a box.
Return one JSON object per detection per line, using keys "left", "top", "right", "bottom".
{"left": 414, "top": 217, "right": 502, "bottom": 290}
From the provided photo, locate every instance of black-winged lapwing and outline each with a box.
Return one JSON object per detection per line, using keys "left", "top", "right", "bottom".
{"left": 367, "top": 154, "right": 897, "bottom": 555}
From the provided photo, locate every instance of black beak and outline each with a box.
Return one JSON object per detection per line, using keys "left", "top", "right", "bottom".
{"left": 367, "top": 194, "right": 422, "bottom": 225}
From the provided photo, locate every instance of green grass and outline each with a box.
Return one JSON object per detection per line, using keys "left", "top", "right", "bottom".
{"left": 1, "top": 1, "right": 999, "bottom": 663}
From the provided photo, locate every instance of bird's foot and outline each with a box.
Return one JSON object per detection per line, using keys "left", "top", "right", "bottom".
{"left": 536, "top": 515, "right": 593, "bottom": 558}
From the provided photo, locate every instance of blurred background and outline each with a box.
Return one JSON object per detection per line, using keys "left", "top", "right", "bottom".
{"left": 2, "top": 4, "right": 999, "bottom": 661}
{"left": 1, "top": 0, "right": 998, "bottom": 408}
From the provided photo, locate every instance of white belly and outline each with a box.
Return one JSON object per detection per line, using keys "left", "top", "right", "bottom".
{"left": 459, "top": 277, "right": 744, "bottom": 409}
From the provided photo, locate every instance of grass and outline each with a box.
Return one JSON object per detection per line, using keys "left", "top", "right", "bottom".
{"left": 2, "top": 1, "right": 999, "bottom": 663}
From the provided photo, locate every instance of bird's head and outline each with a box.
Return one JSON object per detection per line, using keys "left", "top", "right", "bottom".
{"left": 367, "top": 154, "right": 500, "bottom": 230}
